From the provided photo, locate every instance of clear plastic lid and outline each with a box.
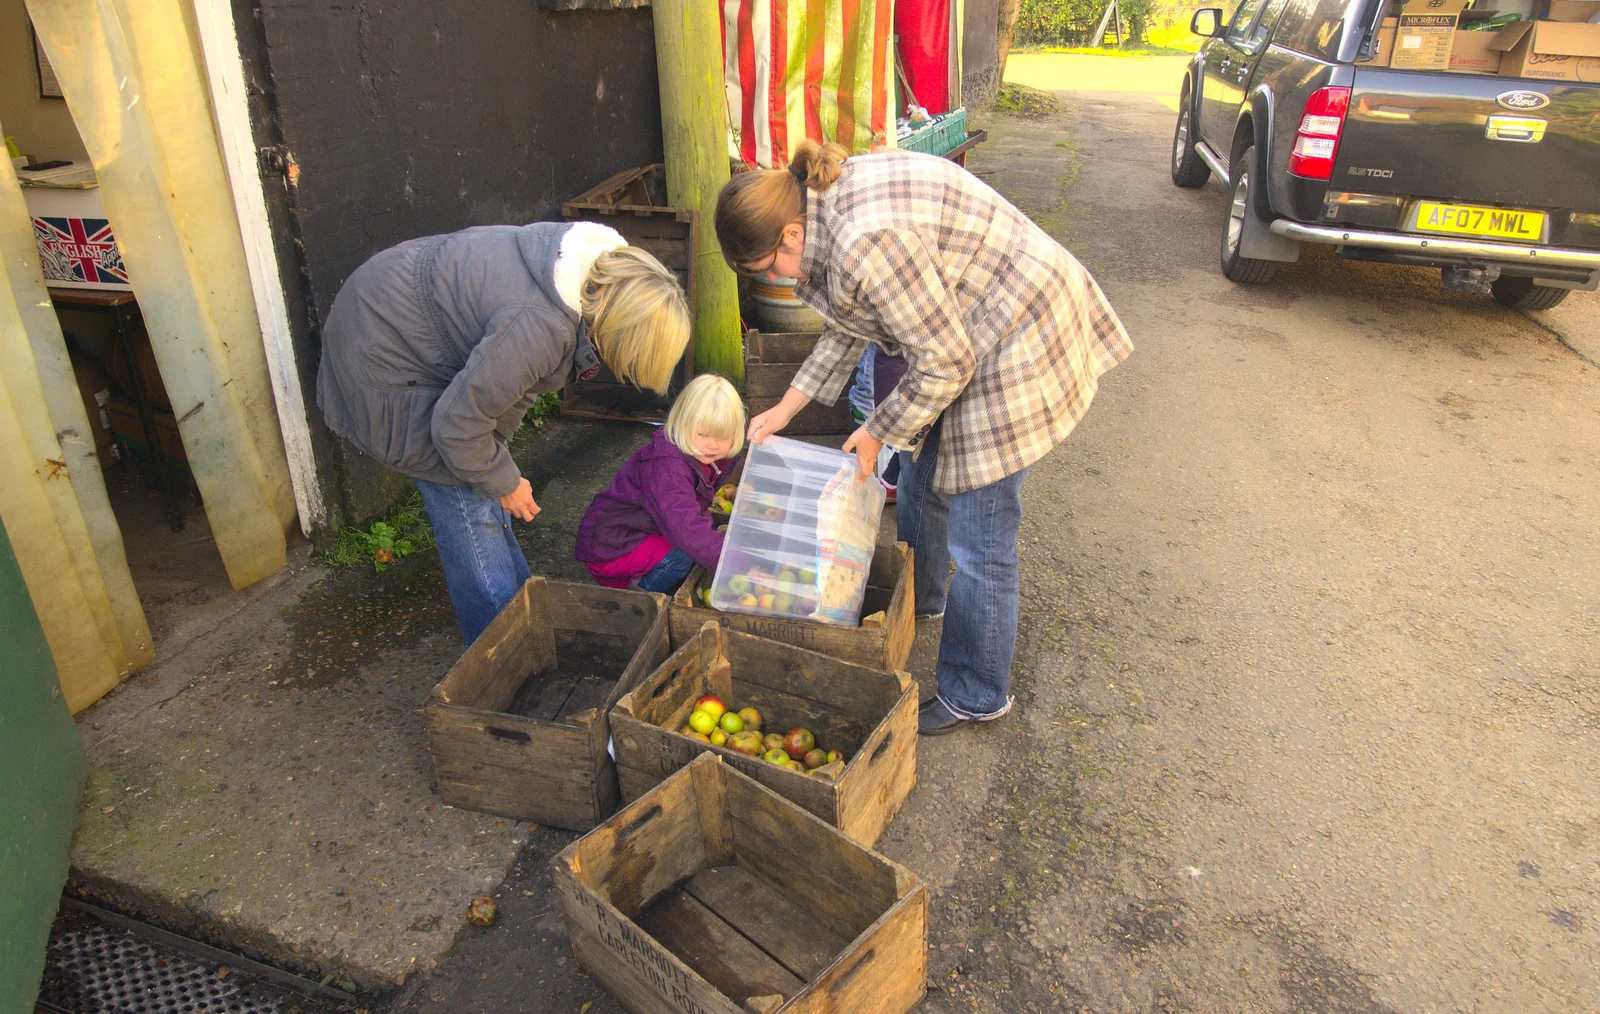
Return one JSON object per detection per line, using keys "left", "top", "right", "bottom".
{"left": 709, "top": 436, "right": 886, "bottom": 626}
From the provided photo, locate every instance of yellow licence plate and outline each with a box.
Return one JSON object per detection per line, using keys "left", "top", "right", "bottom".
{"left": 1413, "top": 202, "right": 1545, "bottom": 242}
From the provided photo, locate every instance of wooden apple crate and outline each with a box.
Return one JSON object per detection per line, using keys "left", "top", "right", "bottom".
{"left": 670, "top": 541, "right": 914, "bottom": 672}
{"left": 425, "top": 578, "right": 671, "bottom": 831}
{"left": 610, "top": 622, "right": 917, "bottom": 847}
{"left": 554, "top": 752, "right": 928, "bottom": 1014}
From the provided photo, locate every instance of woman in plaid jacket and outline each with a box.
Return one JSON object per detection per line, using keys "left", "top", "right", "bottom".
{"left": 716, "top": 142, "right": 1132, "bottom": 735}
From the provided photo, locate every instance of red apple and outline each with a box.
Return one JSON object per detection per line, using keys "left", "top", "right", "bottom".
{"left": 783, "top": 728, "right": 815, "bottom": 759}
{"left": 695, "top": 695, "right": 727, "bottom": 720}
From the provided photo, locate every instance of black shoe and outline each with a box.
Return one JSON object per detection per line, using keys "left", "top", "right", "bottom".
{"left": 918, "top": 698, "right": 970, "bottom": 736}
{"left": 919, "top": 695, "right": 940, "bottom": 712}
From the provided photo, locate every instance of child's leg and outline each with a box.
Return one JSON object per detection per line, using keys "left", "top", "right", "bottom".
{"left": 634, "top": 548, "right": 696, "bottom": 594}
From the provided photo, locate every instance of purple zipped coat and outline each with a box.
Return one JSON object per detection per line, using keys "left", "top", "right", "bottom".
{"left": 575, "top": 428, "right": 739, "bottom": 572}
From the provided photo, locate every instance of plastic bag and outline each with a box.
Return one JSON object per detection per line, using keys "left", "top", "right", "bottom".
{"left": 709, "top": 436, "right": 886, "bottom": 626}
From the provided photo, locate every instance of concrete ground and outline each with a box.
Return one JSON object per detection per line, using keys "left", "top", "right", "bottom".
{"left": 67, "top": 418, "right": 656, "bottom": 992}
{"left": 70, "top": 52, "right": 1599, "bottom": 1013}
{"left": 393, "top": 58, "right": 1600, "bottom": 1014}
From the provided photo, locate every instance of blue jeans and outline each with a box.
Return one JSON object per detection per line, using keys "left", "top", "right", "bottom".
{"left": 635, "top": 548, "right": 695, "bottom": 594}
{"left": 895, "top": 418, "right": 1029, "bottom": 719}
{"left": 415, "top": 478, "right": 532, "bottom": 646}
{"left": 847, "top": 346, "right": 875, "bottom": 422}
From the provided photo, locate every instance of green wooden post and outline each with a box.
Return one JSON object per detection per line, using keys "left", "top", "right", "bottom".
{"left": 0, "top": 517, "right": 85, "bottom": 1012}
{"left": 653, "top": 0, "right": 743, "bottom": 384}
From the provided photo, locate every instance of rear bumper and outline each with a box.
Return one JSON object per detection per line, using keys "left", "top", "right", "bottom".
{"left": 1269, "top": 221, "right": 1600, "bottom": 272}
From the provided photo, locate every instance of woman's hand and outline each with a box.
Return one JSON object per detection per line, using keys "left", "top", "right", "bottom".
{"left": 842, "top": 427, "right": 883, "bottom": 481}
{"left": 499, "top": 478, "right": 540, "bottom": 522}
{"left": 747, "top": 386, "right": 812, "bottom": 443}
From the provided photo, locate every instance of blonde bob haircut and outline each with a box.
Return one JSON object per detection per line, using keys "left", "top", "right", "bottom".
{"left": 714, "top": 140, "right": 850, "bottom": 268}
{"left": 665, "top": 374, "right": 746, "bottom": 460}
{"left": 582, "top": 246, "right": 691, "bottom": 396}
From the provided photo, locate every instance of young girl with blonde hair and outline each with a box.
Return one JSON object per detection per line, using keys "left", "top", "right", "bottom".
{"left": 318, "top": 221, "right": 690, "bottom": 644}
{"left": 575, "top": 374, "right": 746, "bottom": 593}
{"left": 716, "top": 140, "right": 1133, "bottom": 735}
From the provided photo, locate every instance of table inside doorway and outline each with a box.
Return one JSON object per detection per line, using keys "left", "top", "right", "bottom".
{"left": 48, "top": 287, "right": 186, "bottom": 532}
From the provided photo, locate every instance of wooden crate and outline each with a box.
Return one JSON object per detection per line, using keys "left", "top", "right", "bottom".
{"left": 744, "top": 329, "right": 855, "bottom": 437}
{"left": 554, "top": 752, "right": 928, "bottom": 1014}
{"left": 562, "top": 165, "right": 697, "bottom": 422}
{"left": 610, "top": 622, "right": 917, "bottom": 847}
{"left": 425, "top": 578, "right": 671, "bottom": 831}
{"left": 671, "top": 541, "right": 914, "bottom": 672}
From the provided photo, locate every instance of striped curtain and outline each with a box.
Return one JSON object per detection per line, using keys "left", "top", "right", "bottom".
{"left": 722, "top": 0, "right": 897, "bottom": 169}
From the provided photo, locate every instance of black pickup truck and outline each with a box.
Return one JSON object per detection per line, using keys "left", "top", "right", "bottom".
{"left": 1171, "top": 0, "right": 1600, "bottom": 308}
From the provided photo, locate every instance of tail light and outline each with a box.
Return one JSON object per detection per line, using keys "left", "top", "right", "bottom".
{"left": 1288, "top": 87, "right": 1351, "bottom": 180}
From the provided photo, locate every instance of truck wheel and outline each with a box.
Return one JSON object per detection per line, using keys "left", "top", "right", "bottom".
{"left": 1220, "top": 145, "right": 1277, "bottom": 284}
{"left": 1171, "top": 101, "right": 1210, "bottom": 188}
{"left": 1490, "top": 276, "right": 1570, "bottom": 310}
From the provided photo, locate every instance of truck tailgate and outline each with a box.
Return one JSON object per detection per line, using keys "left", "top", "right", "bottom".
{"left": 1334, "top": 69, "right": 1600, "bottom": 219}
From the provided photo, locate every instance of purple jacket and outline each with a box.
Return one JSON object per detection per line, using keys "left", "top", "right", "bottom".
{"left": 575, "top": 428, "right": 739, "bottom": 571}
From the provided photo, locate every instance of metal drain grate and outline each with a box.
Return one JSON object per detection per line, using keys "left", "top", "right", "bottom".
{"left": 39, "top": 921, "right": 279, "bottom": 1014}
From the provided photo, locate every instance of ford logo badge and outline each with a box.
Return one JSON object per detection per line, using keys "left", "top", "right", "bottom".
{"left": 1497, "top": 90, "right": 1550, "bottom": 111}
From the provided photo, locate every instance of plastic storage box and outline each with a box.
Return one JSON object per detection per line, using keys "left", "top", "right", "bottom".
{"left": 709, "top": 436, "right": 885, "bottom": 627}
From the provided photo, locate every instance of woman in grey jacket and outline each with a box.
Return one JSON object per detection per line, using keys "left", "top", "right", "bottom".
{"left": 317, "top": 221, "right": 689, "bottom": 644}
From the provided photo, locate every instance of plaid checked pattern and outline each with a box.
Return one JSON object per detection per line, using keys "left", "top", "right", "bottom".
{"left": 791, "top": 151, "right": 1133, "bottom": 494}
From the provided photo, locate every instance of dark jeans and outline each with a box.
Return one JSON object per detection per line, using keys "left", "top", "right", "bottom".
{"left": 895, "top": 418, "right": 1028, "bottom": 719}
{"left": 415, "top": 478, "right": 532, "bottom": 646}
{"left": 635, "top": 548, "right": 695, "bottom": 594}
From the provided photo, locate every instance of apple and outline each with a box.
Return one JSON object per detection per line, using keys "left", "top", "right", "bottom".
{"left": 774, "top": 593, "right": 796, "bottom": 612}
{"left": 737, "top": 707, "right": 762, "bottom": 732}
{"left": 783, "top": 728, "right": 816, "bottom": 758}
{"left": 679, "top": 725, "right": 696, "bottom": 737}
{"left": 798, "top": 567, "right": 817, "bottom": 585}
{"left": 762, "top": 507, "right": 783, "bottom": 520}
{"left": 718, "top": 711, "right": 744, "bottom": 734}
{"left": 786, "top": 759, "right": 807, "bottom": 772}
{"left": 728, "top": 731, "right": 764, "bottom": 755}
{"left": 826, "top": 750, "right": 846, "bottom": 765}
{"left": 688, "top": 710, "right": 717, "bottom": 736}
{"left": 688, "top": 732, "right": 711, "bottom": 743}
{"left": 757, "top": 593, "right": 777, "bottom": 610}
{"left": 727, "top": 574, "right": 752, "bottom": 596}
{"left": 763, "top": 748, "right": 790, "bottom": 765}
{"left": 709, "top": 729, "right": 728, "bottom": 747}
{"left": 695, "top": 695, "right": 727, "bottom": 720}
{"left": 737, "top": 593, "right": 759, "bottom": 608}
{"left": 803, "top": 748, "right": 827, "bottom": 770}
{"left": 763, "top": 733, "right": 786, "bottom": 754}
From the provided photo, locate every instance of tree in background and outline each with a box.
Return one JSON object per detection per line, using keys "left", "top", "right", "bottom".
{"left": 1009, "top": 0, "right": 1207, "bottom": 48}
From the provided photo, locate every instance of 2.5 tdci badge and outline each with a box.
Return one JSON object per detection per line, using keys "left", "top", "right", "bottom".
{"left": 1496, "top": 90, "right": 1550, "bottom": 111}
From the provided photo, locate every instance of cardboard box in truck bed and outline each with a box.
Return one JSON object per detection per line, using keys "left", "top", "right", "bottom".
{"left": 1359, "top": 17, "right": 1398, "bottom": 64}
{"left": 1491, "top": 19, "right": 1600, "bottom": 81}
{"left": 1393, "top": 0, "right": 1473, "bottom": 70}
{"left": 1545, "top": 0, "right": 1600, "bottom": 24}
{"left": 1446, "top": 30, "right": 1503, "bottom": 73}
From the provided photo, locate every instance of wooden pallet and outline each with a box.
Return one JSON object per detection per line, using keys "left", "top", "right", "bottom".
{"left": 561, "top": 164, "right": 698, "bottom": 422}
{"left": 554, "top": 753, "right": 927, "bottom": 1014}
{"left": 425, "top": 578, "right": 671, "bottom": 831}
{"left": 610, "top": 622, "right": 917, "bottom": 848}
{"left": 743, "top": 329, "right": 856, "bottom": 436}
